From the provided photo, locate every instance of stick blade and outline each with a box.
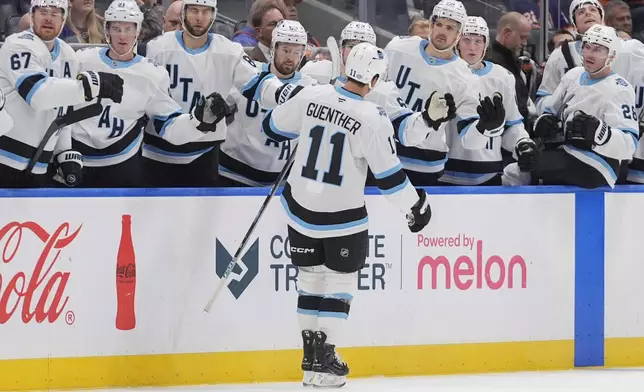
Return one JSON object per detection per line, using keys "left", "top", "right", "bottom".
{"left": 327, "top": 36, "right": 341, "bottom": 81}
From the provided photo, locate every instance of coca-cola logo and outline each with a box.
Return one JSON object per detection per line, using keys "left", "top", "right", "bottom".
{"left": 0, "top": 221, "right": 82, "bottom": 324}
{"left": 116, "top": 263, "right": 136, "bottom": 279}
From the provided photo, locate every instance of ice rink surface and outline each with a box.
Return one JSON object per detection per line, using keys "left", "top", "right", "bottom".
{"left": 66, "top": 368, "right": 644, "bottom": 392}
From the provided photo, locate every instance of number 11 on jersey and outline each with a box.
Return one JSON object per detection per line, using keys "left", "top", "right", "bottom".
{"left": 301, "top": 125, "right": 345, "bottom": 186}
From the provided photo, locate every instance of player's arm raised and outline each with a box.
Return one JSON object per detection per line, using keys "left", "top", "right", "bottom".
{"left": 457, "top": 80, "right": 505, "bottom": 150}
{"left": 0, "top": 38, "right": 123, "bottom": 111}
{"left": 146, "top": 73, "right": 232, "bottom": 145}
{"left": 565, "top": 86, "right": 638, "bottom": 162}
{"left": 231, "top": 45, "right": 302, "bottom": 110}
{"left": 363, "top": 109, "right": 430, "bottom": 233}
{"left": 260, "top": 85, "right": 305, "bottom": 142}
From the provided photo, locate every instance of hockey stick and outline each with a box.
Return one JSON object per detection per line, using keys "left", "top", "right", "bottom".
{"left": 25, "top": 102, "right": 103, "bottom": 173}
{"left": 327, "top": 36, "right": 341, "bottom": 84}
{"left": 204, "top": 144, "right": 298, "bottom": 313}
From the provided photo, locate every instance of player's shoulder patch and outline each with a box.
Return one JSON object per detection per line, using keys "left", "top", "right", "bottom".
{"left": 17, "top": 32, "right": 35, "bottom": 41}
{"left": 377, "top": 106, "right": 388, "bottom": 117}
{"left": 615, "top": 77, "right": 629, "bottom": 87}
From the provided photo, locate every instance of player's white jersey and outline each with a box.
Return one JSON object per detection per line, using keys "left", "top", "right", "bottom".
{"left": 537, "top": 39, "right": 644, "bottom": 113}
{"left": 0, "top": 31, "right": 86, "bottom": 174}
{"left": 301, "top": 57, "right": 440, "bottom": 150}
{"left": 142, "top": 30, "right": 288, "bottom": 165}
{"left": 220, "top": 63, "right": 317, "bottom": 186}
{"left": 385, "top": 37, "right": 485, "bottom": 177}
{"left": 71, "top": 47, "right": 213, "bottom": 167}
{"left": 542, "top": 67, "right": 638, "bottom": 187}
{"left": 441, "top": 61, "right": 528, "bottom": 185}
{"left": 300, "top": 59, "right": 333, "bottom": 85}
{"left": 261, "top": 84, "right": 419, "bottom": 239}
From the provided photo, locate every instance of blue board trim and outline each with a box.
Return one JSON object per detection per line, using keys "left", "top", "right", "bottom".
{"left": 574, "top": 192, "right": 605, "bottom": 367}
{"left": 2, "top": 185, "right": 644, "bottom": 198}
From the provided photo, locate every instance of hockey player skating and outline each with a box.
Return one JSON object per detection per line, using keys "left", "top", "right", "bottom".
{"left": 504, "top": 25, "right": 638, "bottom": 189}
{"left": 71, "top": 0, "right": 228, "bottom": 187}
{"left": 385, "top": 0, "right": 506, "bottom": 185}
{"left": 441, "top": 16, "right": 536, "bottom": 185}
{"left": 302, "top": 21, "right": 458, "bottom": 182}
{"left": 261, "top": 43, "right": 432, "bottom": 388}
{"left": 219, "top": 20, "right": 317, "bottom": 187}
{"left": 0, "top": 0, "right": 124, "bottom": 188}
{"left": 143, "top": 0, "right": 298, "bottom": 187}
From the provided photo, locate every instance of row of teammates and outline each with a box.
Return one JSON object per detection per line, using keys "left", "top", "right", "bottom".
{"left": 0, "top": 0, "right": 639, "bottom": 190}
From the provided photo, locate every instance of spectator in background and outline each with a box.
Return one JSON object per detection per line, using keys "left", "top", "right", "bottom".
{"left": 408, "top": 17, "right": 430, "bottom": 39}
{"left": 65, "top": 0, "right": 105, "bottom": 43}
{"left": 232, "top": 0, "right": 285, "bottom": 49}
{"left": 249, "top": 2, "right": 285, "bottom": 62}
{"left": 486, "top": 12, "right": 532, "bottom": 125}
{"left": 133, "top": 0, "right": 163, "bottom": 43}
{"left": 605, "top": 1, "right": 633, "bottom": 36}
{"left": 547, "top": 29, "right": 575, "bottom": 53}
{"left": 163, "top": 0, "right": 182, "bottom": 32}
{"left": 282, "top": 0, "right": 320, "bottom": 48}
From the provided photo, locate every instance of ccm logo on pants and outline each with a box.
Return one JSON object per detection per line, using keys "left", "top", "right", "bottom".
{"left": 291, "top": 247, "right": 315, "bottom": 254}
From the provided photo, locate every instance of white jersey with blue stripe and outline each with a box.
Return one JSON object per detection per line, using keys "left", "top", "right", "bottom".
{"left": 142, "top": 31, "right": 290, "bottom": 165}
{"left": 441, "top": 61, "right": 529, "bottom": 185}
{"left": 220, "top": 63, "right": 317, "bottom": 186}
{"left": 541, "top": 66, "right": 638, "bottom": 187}
{"left": 0, "top": 31, "right": 85, "bottom": 174}
{"left": 261, "top": 84, "right": 420, "bottom": 239}
{"left": 71, "top": 47, "right": 209, "bottom": 167}
{"left": 384, "top": 36, "right": 486, "bottom": 177}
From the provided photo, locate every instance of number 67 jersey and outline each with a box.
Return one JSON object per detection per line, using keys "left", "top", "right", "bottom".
{"left": 261, "top": 84, "right": 420, "bottom": 239}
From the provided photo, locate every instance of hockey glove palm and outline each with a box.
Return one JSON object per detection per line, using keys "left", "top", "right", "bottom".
{"left": 533, "top": 113, "right": 561, "bottom": 140}
{"left": 53, "top": 150, "right": 82, "bottom": 187}
{"left": 476, "top": 93, "right": 505, "bottom": 137}
{"left": 565, "top": 111, "right": 611, "bottom": 151}
{"left": 192, "top": 92, "right": 233, "bottom": 132}
{"left": 422, "top": 92, "right": 456, "bottom": 130}
{"left": 407, "top": 188, "right": 432, "bottom": 233}
{"left": 516, "top": 138, "right": 538, "bottom": 172}
{"left": 78, "top": 71, "right": 124, "bottom": 103}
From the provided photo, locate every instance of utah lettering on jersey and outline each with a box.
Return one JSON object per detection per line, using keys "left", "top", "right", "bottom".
{"left": 166, "top": 64, "right": 201, "bottom": 111}
{"left": 97, "top": 105, "right": 125, "bottom": 138}
{"left": 394, "top": 65, "right": 424, "bottom": 111}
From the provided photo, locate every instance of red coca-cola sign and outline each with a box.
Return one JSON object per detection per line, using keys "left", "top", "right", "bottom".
{"left": 0, "top": 221, "right": 81, "bottom": 324}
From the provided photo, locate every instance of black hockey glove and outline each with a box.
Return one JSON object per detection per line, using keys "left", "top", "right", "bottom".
{"left": 422, "top": 92, "right": 456, "bottom": 130}
{"left": 78, "top": 71, "right": 124, "bottom": 103}
{"left": 192, "top": 92, "right": 233, "bottom": 132}
{"left": 533, "top": 113, "right": 561, "bottom": 140}
{"left": 565, "top": 111, "right": 611, "bottom": 151}
{"left": 476, "top": 93, "right": 505, "bottom": 137}
{"left": 516, "top": 138, "right": 538, "bottom": 172}
{"left": 53, "top": 150, "right": 83, "bottom": 187}
{"left": 407, "top": 188, "right": 432, "bottom": 233}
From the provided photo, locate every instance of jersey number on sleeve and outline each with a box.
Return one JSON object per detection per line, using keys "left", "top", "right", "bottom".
{"left": 10, "top": 52, "right": 32, "bottom": 70}
{"left": 301, "top": 125, "right": 345, "bottom": 186}
{"left": 622, "top": 104, "right": 638, "bottom": 120}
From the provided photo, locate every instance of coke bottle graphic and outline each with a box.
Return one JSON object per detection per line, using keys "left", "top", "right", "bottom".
{"left": 116, "top": 214, "right": 136, "bottom": 331}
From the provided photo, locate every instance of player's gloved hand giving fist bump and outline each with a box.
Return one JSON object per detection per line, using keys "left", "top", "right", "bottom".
{"left": 407, "top": 188, "right": 432, "bottom": 233}
{"left": 422, "top": 91, "right": 456, "bottom": 130}
{"left": 565, "top": 111, "right": 611, "bottom": 151}
{"left": 192, "top": 92, "right": 233, "bottom": 132}
{"left": 78, "top": 71, "right": 124, "bottom": 103}
{"left": 476, "top": 93, "right": 505, "bottom": 137}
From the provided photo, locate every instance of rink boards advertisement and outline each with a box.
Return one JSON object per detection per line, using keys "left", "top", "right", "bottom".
{"left": 0, "top": 186, "right": 641, "bottom": 390}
